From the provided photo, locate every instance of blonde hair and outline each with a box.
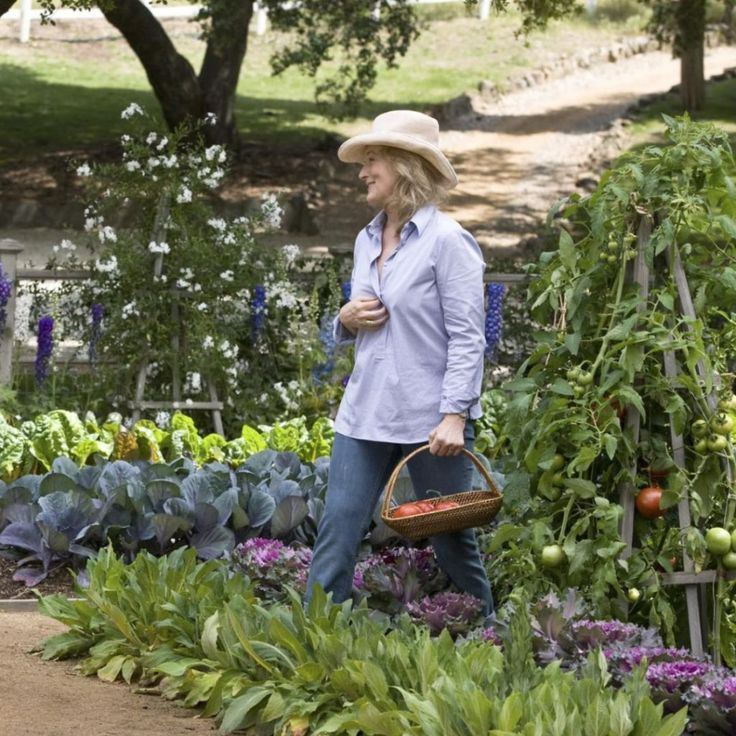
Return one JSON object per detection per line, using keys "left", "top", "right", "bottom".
{"left": 377, "top": 146, "right": 450, "bottom": 232}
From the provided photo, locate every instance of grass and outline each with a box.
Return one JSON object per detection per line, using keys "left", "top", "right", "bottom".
{"left": 0, "top": 5, "right": 650, "bottom": 163}
{"left": 625, "top": 76, "right": 736, "bottom": 149}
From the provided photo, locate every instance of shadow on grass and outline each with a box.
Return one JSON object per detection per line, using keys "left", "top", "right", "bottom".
{"left": 0, "top": 62, "right": 437, "bottom": 162}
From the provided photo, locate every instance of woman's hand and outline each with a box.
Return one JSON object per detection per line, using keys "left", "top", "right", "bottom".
{"left": 339, "top": 297, "right": 389, "bottom": 333}
{"left": 428, "top": 414, "right": 466, "bottom": 456}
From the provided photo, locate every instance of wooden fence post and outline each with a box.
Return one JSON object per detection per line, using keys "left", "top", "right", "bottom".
{"left": 19, "top": 0, "right": 32, "bottom": 43}
{"left": 0, "top": 239, "right": 23, "bottom": 385}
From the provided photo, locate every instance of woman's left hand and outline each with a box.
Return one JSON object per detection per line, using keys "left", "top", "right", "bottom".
{"left": 428, "top": 415, "right": 465, "bottom": 456}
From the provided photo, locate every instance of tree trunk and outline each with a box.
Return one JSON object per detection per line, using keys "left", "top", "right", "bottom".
{"left": 199, "top": 0, "right": 254, "bottom": 147}
{"left": 676, "top": 0, "right": 706, "bottom": 112}
{"left": 99, "top": 0, "right": 203, "bottom": 130}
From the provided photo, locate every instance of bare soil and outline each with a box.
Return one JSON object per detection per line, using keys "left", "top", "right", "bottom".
{"left": 0, "top": 555, "right": 77, "bottom": 599}
{"left": 0, "top": 612, "right": 216, "bottom": 736}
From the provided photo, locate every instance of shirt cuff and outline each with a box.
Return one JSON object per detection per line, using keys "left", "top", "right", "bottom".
{"left": 333, "top": 314, "right": 356, "bottom": 346}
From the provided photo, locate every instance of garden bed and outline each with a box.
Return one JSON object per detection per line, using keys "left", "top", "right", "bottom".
{"left": 0, "top": 556, "right": 76, "bottom": 600}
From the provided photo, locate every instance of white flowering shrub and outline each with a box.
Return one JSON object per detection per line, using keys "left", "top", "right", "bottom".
{"left": 15, "top": 109, "right": 347, "bottom": 431}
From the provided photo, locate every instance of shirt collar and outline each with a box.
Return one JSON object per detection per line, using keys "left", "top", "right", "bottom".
{"left": 364, "top": 204, "right": 436, "bottom": 241}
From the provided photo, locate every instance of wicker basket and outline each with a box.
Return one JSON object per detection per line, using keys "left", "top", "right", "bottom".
{"left": 380, "top": 445, "right": 503, "bottom": 541}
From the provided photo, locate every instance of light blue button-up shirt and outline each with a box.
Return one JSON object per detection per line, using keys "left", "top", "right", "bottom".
{"left": 333, "top": 204, "right": 486, "bottom": 443}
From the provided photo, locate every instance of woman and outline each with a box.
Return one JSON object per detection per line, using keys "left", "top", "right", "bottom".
{"left": 305, "top": 110, "right": 493, "bottom": 616}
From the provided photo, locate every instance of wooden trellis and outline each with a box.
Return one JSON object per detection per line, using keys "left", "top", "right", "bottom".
{"left": 618, "top": 216, "right": 735, "bottom": 658}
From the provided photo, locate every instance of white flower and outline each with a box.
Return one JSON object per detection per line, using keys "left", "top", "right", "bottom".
{"left": 281, "top": 243, "right": 301, "bottom": 267}
{"left": 260, "top": 193, "right": 283, "bottom": 229}
{"left": 208, "top": 218, "right": 227, "bottom": 231}
{"left": 204, "top": 112, "right": 217, "bottom": 126}
{"left": 147, "top": 157, "right": 160, "bottom": 169}
{"left": 203, "top": 335, "right": 215, "bottom": 350}
{"left": 95, "top": 255, "right": 119, "bottom": 274}
{"left": 205, "top": 145, "right": 223, "bottom": 162}
{"left": 148, "top": 241, "right": 170, "bottom": 255}
{"left": 99, "top": 226, "right": 118, "bottom": 244}
{"left": 185, "top": 398, "right": 193, "bottom": 406}
{"left": 180, "top": 267, "right": 194, "bottom": 280}
{"left": 191, "top": 372, "right": 201, "bottom": 392}
{"left": 146, "top": 132, "right": 158, "bottom": 145}
{"left": 121, "top": 102, "right": 144, "bottom": 119}
{"left": 155, "top": 410, "right": 171, "bottom": 429}
{"left": 176, "top": 279, "right": 190, "bottom": 289}
{"left": 219, "top": 270, "right": 234, "bottom": 282}
{"left": 196, "top": 302, "right": 208, "bottom": 312}
{"left": 125, "top": 160, "right": 141, "bottom": 172}
{"left": 76, "top": 163, "right": 92, "bottom": 177}
{"left": 121, "top": 134, "right": 132, "bottom": 144}
{"left": 162, "top": 155, "right": 178, "bottom": 168}
{"left": 121, "top": 301, "right": 139, "bottom": 319}
{"left": 60, "top": 239, "right": 76, "bottom": 251}
{"left": 177, "top": 186, "right": 192, "bottom": 204}
{"left": 52, "top": 245, "right": 59, "bottom": 253}
{"left": 193, "top": 283, "right": 202, "bottom": 292}
{"left": 156, "top": 137, "right": 169, "bottom": 151}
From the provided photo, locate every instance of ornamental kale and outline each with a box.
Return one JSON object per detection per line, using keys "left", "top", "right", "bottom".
{"left": 406, "top": 591, "right": 485, "bottom": 637}
{"left": 355, "top": 545, "right": 448, "bottom": 613}
{"left": 231, "top": 537, "right": 312, "bottom": 601}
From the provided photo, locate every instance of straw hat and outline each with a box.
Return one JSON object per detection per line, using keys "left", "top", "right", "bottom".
{"left": 337, "top": 110, "right": 458, "bottom": 189}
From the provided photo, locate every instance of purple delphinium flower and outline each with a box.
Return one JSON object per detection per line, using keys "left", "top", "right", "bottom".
{"left": 341, "top": 280, "right": 352, "bottom": 302}
{"left": 250, "top": 285, "right": 266, "bottom": 339}
{"left": 0, "top": 262, "right": 11, "bottom": 336}
{"left": 341, "top": 373, "right": 351, "bottom": 387}
{"left": 35, "top": 315, "right": 54, "bottom": 385}
{"left": 88, "top": 302, "right": 104, "bottom": 367}
{"left": 484, "top": 282, "right": 506, "bottom": 361}
{"left": 312, "top": 312, "right": 336, "bottom": 383}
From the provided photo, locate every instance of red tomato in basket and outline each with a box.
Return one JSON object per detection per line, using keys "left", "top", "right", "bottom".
{"left": 392, "top": 503, "right": 424, "bottom": 518}
{"left": 415, "top": 501, "right": 435, "bottom": 513}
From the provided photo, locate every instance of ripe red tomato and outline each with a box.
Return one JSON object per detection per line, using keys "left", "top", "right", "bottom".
{"left": 415, "top": 501, "right": 435, "bottom": 513}
{"left": 635, "top": 486, "right": 663, "bottom": 520}
{"left": 434, "top": 500, "right": 461, "bottom": 511}
{"left": 392, "top": 503, "right": 423, "bottom": 518}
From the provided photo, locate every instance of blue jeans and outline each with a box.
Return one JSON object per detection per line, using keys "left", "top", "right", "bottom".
{"left": 305, "top": 424, "right": 493, "bottom": 616}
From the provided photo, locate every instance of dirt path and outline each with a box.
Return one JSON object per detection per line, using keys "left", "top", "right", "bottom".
{"left": 0, "top": 611, "right": 215, "bottom": 736}
{"left": 305, "top": 46, "right": 736, "bottom": 259}
{"left": 437, "top": 46, "right": 736, "bottom": 255}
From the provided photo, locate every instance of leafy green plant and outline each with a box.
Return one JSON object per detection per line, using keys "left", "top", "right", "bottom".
{"left": 39, "top": 547, "right": 689, "bottom": 735}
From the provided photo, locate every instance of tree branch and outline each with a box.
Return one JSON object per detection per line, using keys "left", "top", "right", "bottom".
{"left": 99, "top": 0, "right": 202, "bottom": 129}
{"left": 0, "top": 0, "right": 17, "bottom": 18}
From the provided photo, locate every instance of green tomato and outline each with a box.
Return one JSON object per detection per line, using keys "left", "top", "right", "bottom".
{"left": 711, "top": 412, "right": 735, "bottom": 436}
{"left": 573, "top": 385, "right": 586, "bottom": 398}
{"left": 723, "top": 552, "right": 736, "bottom": 570}
{"left": 606, "top": 254, "right": 618, "bottom": 264}
{"left": 550, "top": 454, "right": 566, "bottom": 471}
{"left": 576, "top": 371, "right": 594, "bottom": 386}
{"left": 566, "top": 368, "right": 580, "bottom": 382}
{"left": 707, "top": 434, "right": 729, "bottom": 453}
{"left": 706, "top": 527, "right": 732, "bottom": 556}
{"left": 541, "top": 544, "right": 565, "bottom": 568}
{"left": 694, "top": 438, "right": 709, "bottom": 454}
{"left": 692, "top": 419, "right": 709, "bottom": 438}
{"left": 731, "top": 529, "right": 736, "bottom": 552}
{"left": 627, "top": 588, "right": 641, "bottom": 603}
{"left": 719, "top": 395, "right": 736, "bottom": 413}
{"left": 551, "top": 472, "right": 565, "bottom": 486}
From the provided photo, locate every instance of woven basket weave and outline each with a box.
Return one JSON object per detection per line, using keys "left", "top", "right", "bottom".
{"left": 380, "top": 445, "right": 503, "bottom": 541}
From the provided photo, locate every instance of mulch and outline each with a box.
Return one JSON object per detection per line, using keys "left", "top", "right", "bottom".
{"left": 0, "top": 555, "right": 78, "bottom": 600}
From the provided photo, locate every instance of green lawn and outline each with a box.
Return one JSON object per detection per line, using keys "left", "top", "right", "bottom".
{"left": 0, "top": 4, "right": 650, "bottom": 162}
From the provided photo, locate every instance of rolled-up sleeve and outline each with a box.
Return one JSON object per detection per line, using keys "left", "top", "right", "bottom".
{"left": 435, "top": 230, "right": 486, "bottom": 414}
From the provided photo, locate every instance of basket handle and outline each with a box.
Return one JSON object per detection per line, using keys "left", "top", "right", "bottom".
{"left": 380, "top": 444, "right": 499, "bottom": 518}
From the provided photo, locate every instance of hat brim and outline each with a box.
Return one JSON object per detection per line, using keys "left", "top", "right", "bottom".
{"left": 337, "top": 131, "right": 458, "bottom": 189}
